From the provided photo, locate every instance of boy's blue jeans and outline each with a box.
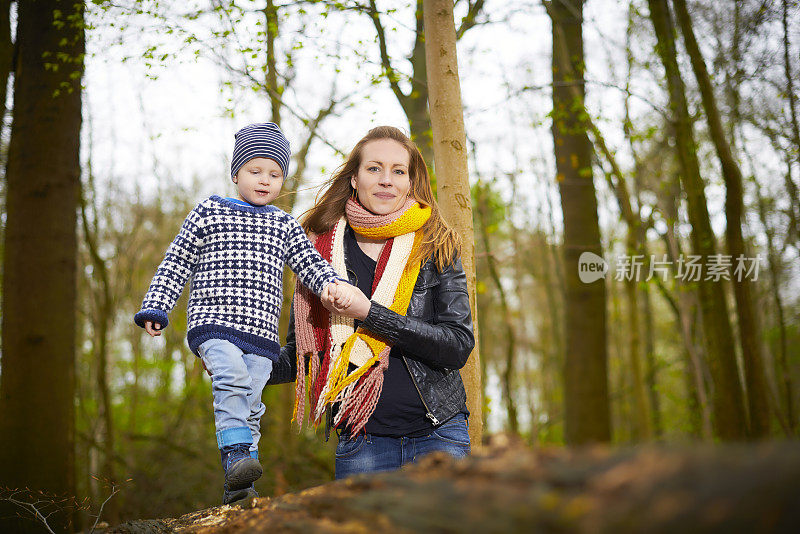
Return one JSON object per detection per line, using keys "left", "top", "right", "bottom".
{"left": 334, "top": 414, "right": 470, "bottom": 479}
{"left": 198, "top": 338, "right": 272, "bottom": 455}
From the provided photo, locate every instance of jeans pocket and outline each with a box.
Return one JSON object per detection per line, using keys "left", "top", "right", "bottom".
{"left": 432, "top": 415, "right": 470, "bottom": 446}
{"left": 335, "top": 434, "right": 365, "bottom": 459}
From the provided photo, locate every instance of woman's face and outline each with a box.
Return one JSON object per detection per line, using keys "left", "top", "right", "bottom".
{"left": 351, "top": 139, "right": 412, "bottom": 215}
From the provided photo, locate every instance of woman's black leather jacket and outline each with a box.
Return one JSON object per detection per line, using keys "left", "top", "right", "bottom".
{"left": 268, "top": 256, "right": 475, "bottom": 428}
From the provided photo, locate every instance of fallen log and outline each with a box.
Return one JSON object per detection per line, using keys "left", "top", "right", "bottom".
{"left": 108, "top": 437, "right": 800, "bottom": 533}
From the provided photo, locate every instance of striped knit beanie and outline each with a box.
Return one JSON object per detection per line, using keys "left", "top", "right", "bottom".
{"left": 231, "top": 122, "right": 291, "bottom": 178}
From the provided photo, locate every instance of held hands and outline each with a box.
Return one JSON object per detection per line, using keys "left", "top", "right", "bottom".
{"left": 322, "top": 280, "right": 355, "bottom": 310}
{"left": 321, "top": 280, "right": 371, "bottom": 320}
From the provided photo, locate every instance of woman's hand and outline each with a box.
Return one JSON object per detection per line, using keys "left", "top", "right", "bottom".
{"left": 321, "top": 282, "right": 371, "bottom": 320}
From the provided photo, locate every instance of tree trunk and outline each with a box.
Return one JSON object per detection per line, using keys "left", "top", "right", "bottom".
{"left": 623, "top": 253, "right": 651, "bottom": 440}
{"left": 539, "top": 231, "right": 563, "bottom": 442}
{"left": 584, "top": 113, "right": 651, "bottom": 440}
{"left": 781, "top": 0, "right": 800, "bottom": 236}
{"left": 647, "top": 0, "right": 747, "bottom": 440}
{"left": 508, "top": 172, "right": 537, "bottom": 440}
{"left": 408, "top": 0, "right": 434, "bottom": 170}
{"left": 79, "top": 185, "right": 120, "bottom": 524}
{"left": 624, "top": 4, "right": 661, "bottom": 438}
{"left": 264, "top": 0, "right": 281, "bottom": 126}
{"left": 754, "top": 174, "right": 795, "bottom": 435}
{"left": 640, "top": 274, "right": 662, "bottom": 437}
{"left": 475, "top": 183, "right": 518, "bottom": 435}
{"left": 672, "top": 0, "right": 770, "bottom": 438}
{"left": 0, "top": 2, "right": 84, "bottom": 532}
{"left": 368, "top": 0, "right": 433, "bottom": 173}
{"left": 611, "top": 276, "right": 631, "bottom": 440}
{"left": 525, "top": 214, "right": 563, "bottom": 443}
{"left": 546, "top": 0, "right": 610, "bottom": 444}
{"left": 423, "top": 0, "right": 483, "bottom": 446}
{"left": 632, "top": 181, "right": 662, "bottom": 440}
{"left": 652, "top": 159, "right": 713, "bottom": 439}
{"left": 655, "top": 186, "right": 713, "bottom": 440}
{"left": 0, "top": 0, "right": 12, "bottom": 137}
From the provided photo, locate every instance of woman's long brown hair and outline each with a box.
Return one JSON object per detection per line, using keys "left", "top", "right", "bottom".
{"left": 300, "top": 126, "right": 461, "bottom": 271}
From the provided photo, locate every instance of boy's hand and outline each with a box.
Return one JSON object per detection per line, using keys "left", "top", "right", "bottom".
{"left": 321, "top": 283, "right": 335, "bottom": 307}
{"left": 333, "top": 280, "right": 354, "bottom": 309}
{"left": 144, "top": 320, "right": 162, "bottom": 337}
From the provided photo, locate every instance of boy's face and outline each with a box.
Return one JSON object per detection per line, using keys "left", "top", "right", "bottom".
{"left": 234, "top": 157, "right": 284, "bottom": 206}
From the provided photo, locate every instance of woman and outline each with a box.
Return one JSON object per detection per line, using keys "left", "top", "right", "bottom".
{"left": 268, "top": 126, "right": 474, "bottom": 478}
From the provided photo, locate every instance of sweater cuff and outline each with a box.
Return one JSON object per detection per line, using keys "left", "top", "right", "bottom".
{"left": 134, "top": 309, "right": 169, "bottom": 329}
{"left": 361, "top": 301, "right": 402, "bottom": 344}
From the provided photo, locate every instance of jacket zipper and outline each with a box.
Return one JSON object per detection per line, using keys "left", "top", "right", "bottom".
{"left": 403, "top": 355, "right": 440, "bottom": 425}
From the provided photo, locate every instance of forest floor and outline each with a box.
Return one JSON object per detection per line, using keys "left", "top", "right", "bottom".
{"left": 107, "top": 436, "right": 800, "bottom": 533}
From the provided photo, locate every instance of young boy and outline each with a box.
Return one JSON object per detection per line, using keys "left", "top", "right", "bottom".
{"left": 134, "top": 122, "right": 352, "bottom": 505}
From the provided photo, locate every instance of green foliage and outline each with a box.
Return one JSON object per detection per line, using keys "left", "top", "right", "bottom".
{"left": 471, "top": 180, "right": 508, "bottom": 235}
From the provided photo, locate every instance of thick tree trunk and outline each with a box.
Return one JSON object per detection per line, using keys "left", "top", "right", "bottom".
{"left": 672, "top": 0, "right": 771, "bottom": 439}
{"left": 647, "top": 0, "right": 747, "bottom": 440}
{"left": 546, "top": 0, "right": 610, "bottom": 444}
{"left": 423, "top": 0, "right": 483, "bottom": 446}
{"left": 0, "top": 2, "right": 84, "bottom": 532}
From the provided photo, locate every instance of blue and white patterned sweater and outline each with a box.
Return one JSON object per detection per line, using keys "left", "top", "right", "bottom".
{"left": 134, "top": 195, "right": 341, "bottom": 360}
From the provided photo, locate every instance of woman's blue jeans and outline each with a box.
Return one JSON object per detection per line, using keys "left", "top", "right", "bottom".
{"left": 198, "top": 338, "right": 272, "bottom": 455}
{"left": 334, "top": 414, "right": 470, "bottom": 479}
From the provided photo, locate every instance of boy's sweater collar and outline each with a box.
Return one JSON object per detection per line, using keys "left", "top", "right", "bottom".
{"left": 213, "top": 195, "right": 281, "bottom": 214}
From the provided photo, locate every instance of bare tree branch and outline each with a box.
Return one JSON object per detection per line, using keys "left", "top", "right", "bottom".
{"left": 368, "top": 0, "right": 409, "bottom": 109}
{"left": 455, "top": 0, "right": 485, "bottom": 38}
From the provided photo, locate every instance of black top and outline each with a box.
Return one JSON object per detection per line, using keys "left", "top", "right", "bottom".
{"left": 344, "top": 225, "right": 433, "bottom": 437}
